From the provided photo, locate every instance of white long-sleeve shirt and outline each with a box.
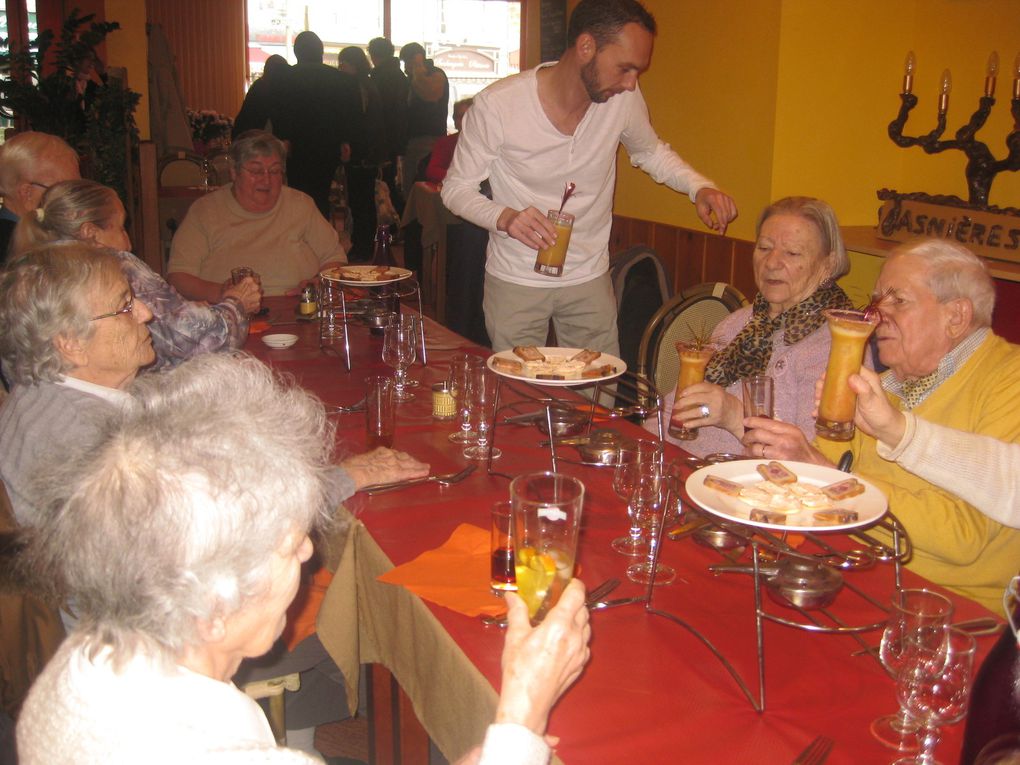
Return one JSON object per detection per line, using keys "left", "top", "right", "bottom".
{"left": 879, "top": 412, "right": 1020, "bottom": 528}
{"left": 441, "top": 64, "right": 715, "bottom": 288}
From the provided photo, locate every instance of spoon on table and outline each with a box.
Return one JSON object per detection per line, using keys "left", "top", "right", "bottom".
{"left": 479, "top": 577, "right": 620, "bottom": 628}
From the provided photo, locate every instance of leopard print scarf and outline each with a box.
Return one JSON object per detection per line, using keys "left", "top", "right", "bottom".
{"left": 704, "top": 282, "right": 852, "bottom": 389}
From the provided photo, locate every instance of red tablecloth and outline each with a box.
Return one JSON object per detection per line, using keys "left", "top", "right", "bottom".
{"left": 248, "top": 297, "right": 999, "bottom": 765}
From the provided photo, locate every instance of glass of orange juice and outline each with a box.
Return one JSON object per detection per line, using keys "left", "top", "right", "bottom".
{"left": 510, "top": 472, "right": 584, "bottom": 624}
{"left": 533, "top": 210, "right": 574, "bottom": 277}
{"left": 668, "top": 342, "right": 716, "bottom": 440}
{"left": 815, "top": 309, "right": 879, "bottom": 441}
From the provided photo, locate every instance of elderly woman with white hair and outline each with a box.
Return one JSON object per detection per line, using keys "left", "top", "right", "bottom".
{"left": 747, "top": 239, "right": 1020, "bottom": 611}
{"left": 0, "top": 243, "right": 155, "bottom": 526}
{"left": 168, "top": 130, "right": 347, "bottom": 302}
{"left": 13, "top": 179, "right": 261, "bottom": 371}
{"left": 16, "top": 354, "right": 590, "bottom": 764}
{"left": 651, "top": 196, "right": 859, "bottom": 457}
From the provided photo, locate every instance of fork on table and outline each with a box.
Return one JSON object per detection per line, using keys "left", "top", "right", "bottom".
{"left": 791, "top": 735, "right": 833, "bottom": 765}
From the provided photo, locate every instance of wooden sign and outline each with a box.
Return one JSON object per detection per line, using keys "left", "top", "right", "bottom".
{"left": 877, "top": 197, "right": 1020, "bottom": 264}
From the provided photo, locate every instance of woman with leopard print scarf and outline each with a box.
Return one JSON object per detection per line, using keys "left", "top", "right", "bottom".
{"left": 647, "top": 197, "right": 870, "bottom": 458}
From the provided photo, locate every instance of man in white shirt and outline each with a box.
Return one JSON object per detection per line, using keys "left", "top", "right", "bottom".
{"left": 442, "top": 0, "right": 737, "bottom": 353}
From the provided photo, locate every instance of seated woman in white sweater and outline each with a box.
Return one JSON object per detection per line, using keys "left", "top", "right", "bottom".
{"left": 844, "top": 366, "right": 1019, "bottom": 529}
{"left": 16, "top": 354, "right": 589, "bottom": 765}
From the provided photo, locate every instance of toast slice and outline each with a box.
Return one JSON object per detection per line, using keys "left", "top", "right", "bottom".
{"left": 570, "top": 348, "right": 601, "bottom": 365}
{"left": 756, "top": 461, "right": 798, "bottom": 486}
{"left": 704, "top": 474, "right": 743, "bottom": 497}
{"left": 512, "top": 345, "right": 546, "bottom": 362}
{"left": 820, "top": 478, "right": 866, "bottom": 501}
{"left": 491, "top": 357, "right": 524, "bottom": 375}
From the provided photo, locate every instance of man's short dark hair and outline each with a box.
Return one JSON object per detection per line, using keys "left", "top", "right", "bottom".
{"left": 368, "top": 37, "right": 394, "bottom": 60}
{"left": 566, "top": 0, "right": 657, "bottom": 48}
{"left": 399, "top": 42, "right": 426, "bottom": 64}
{"left": 294, "top": 31, "right": 324, "bottom": 63}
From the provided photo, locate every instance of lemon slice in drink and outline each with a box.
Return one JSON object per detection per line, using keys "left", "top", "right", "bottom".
{"left": 514, "top": 547, "right": 556, "bottom": 618}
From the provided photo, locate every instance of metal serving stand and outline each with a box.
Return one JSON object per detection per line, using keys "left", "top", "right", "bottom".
{"left": 485, "top": 368, "right": 667, "bottom": 479}
{"left": 318, "top": 274, "right": 428, "bottom": 372}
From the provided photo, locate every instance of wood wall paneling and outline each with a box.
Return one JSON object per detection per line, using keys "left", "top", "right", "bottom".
{"left": 147, "top": 0, "right": 246, "bottom": 119}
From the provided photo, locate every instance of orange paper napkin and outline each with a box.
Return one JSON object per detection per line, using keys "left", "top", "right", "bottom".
{"left": 377, "top": 523, "right": 507, "bottom": 617}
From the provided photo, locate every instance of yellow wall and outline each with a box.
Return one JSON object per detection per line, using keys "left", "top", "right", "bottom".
{"left": 104, "top": 0, "right": 150, "bottom": 139}
{"left": 614, "top": 0, "right": 1020, "bottom": 243}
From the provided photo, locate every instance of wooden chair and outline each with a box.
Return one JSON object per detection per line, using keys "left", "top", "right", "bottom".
{"left": 636, "top": 282, "right": 748, "bottom": 403}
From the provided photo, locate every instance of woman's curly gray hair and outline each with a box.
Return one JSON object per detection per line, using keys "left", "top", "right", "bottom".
{"left": 28, "top": 353, "right": 341, "bottom": 665}
{"left": 0, "top": 241, "right": 122, "bottom": 385}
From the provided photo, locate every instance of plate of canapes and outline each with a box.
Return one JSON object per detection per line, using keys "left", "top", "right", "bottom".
{"left": 486, "top": 346, "right": 625, "bottom": 386}
{"left": 685, "top": 459, "right": 888, "bottom": 532}
{"left": 320, "top": 265, "right": 412, "bottom": 285}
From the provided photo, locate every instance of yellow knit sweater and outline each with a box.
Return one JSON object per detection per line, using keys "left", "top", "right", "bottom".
{"left": 818, "top": 333, "right": 1020, "bottom": 612}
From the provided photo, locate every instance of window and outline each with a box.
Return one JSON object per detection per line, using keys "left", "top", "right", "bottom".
{"left": 245, "top": 0, "right": 522, "bottom": 126}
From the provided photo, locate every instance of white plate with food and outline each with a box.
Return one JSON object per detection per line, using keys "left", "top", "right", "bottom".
{"left": 320, "top": 265, "right": 412, "bottom": 285}
{"left": 487, "top": 346, "right": 626, "bottom": 387}
{"left": 685, "top": 459, "right": 887, "bottom": 532}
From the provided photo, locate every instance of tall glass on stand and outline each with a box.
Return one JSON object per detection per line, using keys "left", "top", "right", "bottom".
{"left": 626, "top": 459, "right": 675, "bottom": 586}
{"left": 873, "top": 589, "right": 955, "bottom": 752}
{"left": 611, "top": 440, "right": 663, "bottom": 557}
{"left": 448, "top": 353, "right": 482, "bottom": 444}
{"left": 816, "top": 309, "right": 879, "bottom": 441}
{"left": 668, "top": 342, "right": 716, "bottom": 440}
{"left": 510, "top": 472, "right": 584, "bottom": 624}
{"left": 894, "top": 627, "right": 977, "bottom": 765}
{"left": 382, "top": 314, "right": 417, "bottom": 402}
{"left": 463, "top": 366, "right": 501, "bottom": 460}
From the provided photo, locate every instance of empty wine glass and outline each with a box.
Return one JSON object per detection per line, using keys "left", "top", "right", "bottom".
{"left": 873, "top": 589, "right": 955, "bottom": 752}
{"left": 626, "top": 481, "right": 676, "bottom": 586}
{"left": 447, "top": 353, "right": 482, "bottom": 444}
{"left": 894, "top": 626, "right": 977, "bottom": 765}
{"left": 611, "top": 440, "right": 663, "bottom": 557}
{"left": 382, "top": 314, "right": 417, "bottom": 401}
{"left": 463, "top": 366, "right": 501, "bottom": 460}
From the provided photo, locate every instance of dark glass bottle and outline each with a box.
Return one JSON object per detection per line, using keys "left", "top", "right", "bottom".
{"left": 959, "top": 622, "right": 1020, "bottom": 764}
{"left": 372, "top": 225, "right": 394, "bottom": 267}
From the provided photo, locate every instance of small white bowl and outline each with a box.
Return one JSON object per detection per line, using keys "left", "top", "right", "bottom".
{"left": 261, "top": 333, "right": 298, "bottom": 349}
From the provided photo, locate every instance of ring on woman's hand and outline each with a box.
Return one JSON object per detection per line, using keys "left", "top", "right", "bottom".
{"left": 760, "top": 443, "right": 768, "bottom": 459}
{"left": 699, "top": 404, "right": 711, "bottom": 419}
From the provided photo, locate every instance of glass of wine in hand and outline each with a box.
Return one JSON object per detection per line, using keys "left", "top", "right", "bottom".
{"left": 873, "top": 589, "right": 955, "bottom": 752}
{"left": 382, "top": 314, "right": 417, "bottom": 402}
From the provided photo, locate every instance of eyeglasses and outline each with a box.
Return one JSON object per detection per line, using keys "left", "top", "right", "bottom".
{"left": 91, "top": 293, "right": 135, "bottom": 322}
{"left": 1004, "top": 575, "right": 1020, "bottom": 642}
{"left": 240, "top": 164, "right": 284, "bottom": 178}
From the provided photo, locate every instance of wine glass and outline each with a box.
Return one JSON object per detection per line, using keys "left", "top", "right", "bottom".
{"left": 873, "top": 589, "right": 955, "bottom": 752}
{"left": 447, "top": 353, "right": 482, "bottom": 444}
{"left": 382, "top": 314, "right": 417, "bottom": 401}
{"left": 893, "top": 626, "right": 977, "bottom": 765}
{"left": 463, "top": 366, "right": 501, "bottom": 460}
{"left": 611, "top": 440, "right": 663, "bottom": 557}
{"left": 626, "top": 477, "right": 676, "bottom": 586}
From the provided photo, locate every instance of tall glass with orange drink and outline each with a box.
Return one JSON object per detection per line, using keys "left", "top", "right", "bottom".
{"left": 533, "top": 210, "right": 574, "bottom": 277}
{"left": 815, "top": 309, "right": 879, "bottom": 441}
{"left": 668, "top": 342, "right": 716, "bottom": 440}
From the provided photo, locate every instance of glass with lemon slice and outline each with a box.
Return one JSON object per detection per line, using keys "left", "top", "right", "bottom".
{"left": 510, "top": 472, "right": 584, "bottom": 624}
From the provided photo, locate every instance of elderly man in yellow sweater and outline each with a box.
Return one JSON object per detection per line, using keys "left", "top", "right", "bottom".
{"left": 743, "top": 239, "right": 1020, "bottom": 612}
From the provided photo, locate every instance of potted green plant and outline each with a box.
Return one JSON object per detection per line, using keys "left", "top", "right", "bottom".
{"left": 0, "top": 8, "right": 141, "bottom": 204}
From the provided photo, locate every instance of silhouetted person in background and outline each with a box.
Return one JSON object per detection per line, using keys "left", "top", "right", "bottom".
{"left": 338, "top": 46, "right": 384, "bottom": 262}
{"left": 236, "top": 31, "right": 361, "bottom": 221}
{"left": 233, "top": 54, "right": 291, "bottom": 135}
{"left": 368, "top": 37, "right": 408, "bottom": 212}
{"left": 399, "top": 42, "right": 448, "bottom": 201}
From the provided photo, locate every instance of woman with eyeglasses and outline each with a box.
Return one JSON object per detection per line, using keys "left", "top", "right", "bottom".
{"left": 167, "top": 130, "right": 348, "bottom": 301}
{"left": 12, "top": 178, "right": 261, "bottom": 372}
